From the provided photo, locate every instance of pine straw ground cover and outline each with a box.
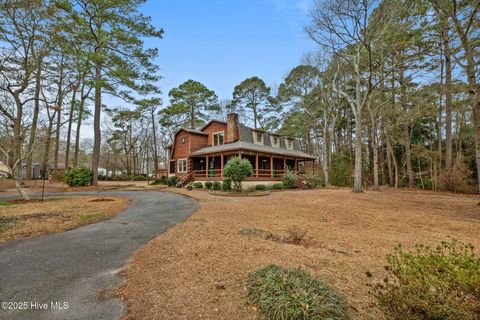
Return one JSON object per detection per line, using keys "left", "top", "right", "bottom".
{"left": 118, "top": 188, "right": 479, "bottom": 320}
{"left": 0, "top": 196, "right": 130, "bottom": 241}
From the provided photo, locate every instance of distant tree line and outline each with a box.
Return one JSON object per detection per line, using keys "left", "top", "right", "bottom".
{"left": 1, "top": 0, "right": 478, "bottom": 198}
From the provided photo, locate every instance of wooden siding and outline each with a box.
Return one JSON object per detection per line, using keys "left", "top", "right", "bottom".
{"left": 202, "top": 121, "right": 228, "bottom": 147}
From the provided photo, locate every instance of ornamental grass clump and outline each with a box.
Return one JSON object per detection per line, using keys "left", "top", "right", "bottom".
{"left": 246, "top": 264, "right": 349, "bottom": 320}
{"left": 373, "top": 240, "right": 480, "bottom": 320}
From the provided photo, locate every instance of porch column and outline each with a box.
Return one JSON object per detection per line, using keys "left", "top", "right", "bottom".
{"left": 270, "top": 155, "right": 274, "bottom": 178}
{"left": 238, "top": 151, "right": 241, "bottom": 158}
{"left": 295, "top": 158, "right": 298, "bottom": 172}
{"left": 206, "top": 155, "right": 209, "bottom": 178}
{"left": 221, "top": 153, "right": 224, "bottom": 178}
{"left": 255, "top": 154, "right": 259, "bottom": 178}
{"left": 283, "top": 157, "right": 286, "bottom": 171}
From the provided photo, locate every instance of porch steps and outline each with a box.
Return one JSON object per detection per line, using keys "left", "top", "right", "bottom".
{"left": 296, "top": 174, "right": 314, "bottom": 189}
{"left": 177, "top": 171, "right": 194, "bottom": 188}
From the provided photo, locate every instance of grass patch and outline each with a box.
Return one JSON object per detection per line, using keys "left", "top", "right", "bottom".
{"left": 239, "top": 227, "right": 265, "bottom": 238}
{"left": 246, "top": 264, "right": 349, "bottom": 320}
{"left": 0, "top": 216, "right": 21, "bottom": 233}
{"left": 80, "top": 213, "right": 106, "bottom": 223}
{"left": 0, "top": 200, "right": 12, "bottom": 206}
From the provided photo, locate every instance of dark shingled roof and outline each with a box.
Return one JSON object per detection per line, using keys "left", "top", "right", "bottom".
{"left": 190, "top": 141, "right": 315, "bottom": 159}
{"left": 179, "top": 128, "right": 208, "bottom": 135}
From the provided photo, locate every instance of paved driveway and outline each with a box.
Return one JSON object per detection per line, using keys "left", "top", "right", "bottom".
{"left": 0, "top": 191, "right": 197, "bottom": 320}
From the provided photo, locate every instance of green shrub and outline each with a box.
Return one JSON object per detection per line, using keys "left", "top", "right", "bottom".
{"left": 373, "top": 240, "right": 480, "bottom": 320}
{"left": 331, "top": 154, "right": 353, "bottom": 187}
{"left": 272, "top": 183, "right": 284, "bottom": 190}
{"left": 255, "top": 184, "right": 266, "bottom": 191}
{"left": 306, "top": 172, "right": 323, "bottom": 188}
{"left": 193, "top": 182, "right": 203, "bottom": 189}
{"left": 116, "top": 174, "right": 133, "bottom": 181}
{"left": 223, "top": 157, "right": 253, "bottom": 191}
{"left": 150, "top": 179, "right": 161, "bottom": 185}
{"left": 222, "top": 178, "right": 232, "bottom": 191}
{"left": 212, "top": 181, "right": 221, "bottom": 190}
{"left": 186, "top": 182, "right": 193, "bottom": 190}
{"left": 133, "top": 175, "right": 147, "bottom": 181}
{"left": 63, "top": 166, "right": 92, "bottom": 187}
{"left": 246, "top": 264, "right": 349, "bottom": 320}
{"left": 243, "top": 185, "right": 256, "bottom": 193}
{"left": 167, "top": 176, "right": 179, "bottom": 187}
{"left": 282, "top": 169, "right": 297, "bottom": 189}
{"left": 204, "top": 181, "right": 213, "bottom": 189}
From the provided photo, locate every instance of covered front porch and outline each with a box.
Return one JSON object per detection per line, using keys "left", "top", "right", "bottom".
{"left": 190, "top": 151, "right": 315, "bottom": 181}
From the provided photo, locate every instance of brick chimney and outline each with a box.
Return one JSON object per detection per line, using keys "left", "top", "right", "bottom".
{"left": 226, "top": 113, "right": 239, "bottom": 143}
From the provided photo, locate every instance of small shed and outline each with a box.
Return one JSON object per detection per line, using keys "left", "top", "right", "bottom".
{"left": 156, "top": 165, "right": 168, "bottom": 179}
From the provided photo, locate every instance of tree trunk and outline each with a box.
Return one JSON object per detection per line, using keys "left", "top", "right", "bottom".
{"left": 444, "top": 32, "right": 453, "bottom": 167}
{"left": 399, "top": 62, "right": 415, "bottom": 188}
{"left": 65, "top": 82, "right": 79, "bottom": 169}
{"left": 449, "top": 12, "right": 480, "bottom": 193}
{"left": 25, "top": 63, "right": 42, "bottom": 180}
{"left": 53, "top": 74, "right": 65, "bottom": 174}
{"left": 353, "top": 111, "right": 363, "bottom": 193}
{"left": 91, "top": 59, "right": 102, "bottom": 186}
{"left": 73, "top": 87, "right": 87, "bottom": 167}
{"left": 41, "top": 115, "right": 55, "bottom": 178}
{"left": 151, "top": 109, "right": 159, "bottom": 171}
{"left": 371, "top": 123, "right": 379, "bottom": 191}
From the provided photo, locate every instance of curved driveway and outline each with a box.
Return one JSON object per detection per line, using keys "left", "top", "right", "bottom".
{"left": 0, "top": 191, "right": 197, "bottom": 320}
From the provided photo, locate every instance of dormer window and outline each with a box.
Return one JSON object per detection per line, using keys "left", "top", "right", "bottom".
{"left": 252, "top": 131, "right": 264, "bottom": 145}
{"left": 270, "top": 135, "right": 280, "bottom": 147}
{"left": 213, "top": 132, "right": 224, "bottom": 146}
{"left": 285, "top": 138, "right": 293, "bottom": 150}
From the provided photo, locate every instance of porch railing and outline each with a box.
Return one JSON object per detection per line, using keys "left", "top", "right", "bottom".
{"left": 192, "top": 169, "right": 290, "bottom": 179}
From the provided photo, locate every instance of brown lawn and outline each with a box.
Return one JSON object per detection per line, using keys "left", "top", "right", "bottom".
{"left": 0, "top": 196, "right": 130, "bottom": 242}
{"left": 118, "top": 188, "right": 479, "bottom": 320}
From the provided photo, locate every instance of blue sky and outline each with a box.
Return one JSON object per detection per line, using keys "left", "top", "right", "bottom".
{"left": 143, "top": 0, "right": 316, "bottom": 102}
{"left": 86, "top": 0, "right": 317, "bottom": 139}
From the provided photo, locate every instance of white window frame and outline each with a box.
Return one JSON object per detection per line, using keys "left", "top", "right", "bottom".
{"left": 212, "top": 131, "right": 225, "bottom": 146}
{"left": 285, "top": 138, "right": 293, "bottom": 150}
{"left": 270, "top": 135, "right": 279, "bottom": 147}
{"left": 177, "top": 158, "right": 188, "bottom": 173}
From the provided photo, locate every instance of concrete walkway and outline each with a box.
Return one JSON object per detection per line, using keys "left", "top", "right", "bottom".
{"left": 0, "top": 191, "right": 197, "bottom": 320}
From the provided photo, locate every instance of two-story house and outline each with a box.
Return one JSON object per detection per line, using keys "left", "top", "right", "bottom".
{"left": 168, "top": 113, "right": 315, "bottom": 185}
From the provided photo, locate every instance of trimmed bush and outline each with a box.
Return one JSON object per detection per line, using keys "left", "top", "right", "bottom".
{"left": 186, "top": 182, "right": 193, "bottom": 190}
{"left": 373, "top": 240, "right": 480, "bottom": 320}
{"left": 282, "top": 169, "right": 297, "bottom": 189}
{"left": 212, "top": 181, "right": 221, "bottom": 190}
{"left": 222, "top": 178, "right": 232, "bottom": 191}
{"left": 193, "top": 182, "right": 203, "bottom": 189}
{"left": 223, "top": 156, "right": 253, "bottom": 191}
{"left": 246, "top": 264, "right": 349, "bottom": 320}
{"left": 167, "top": 176, "right": 179, "bottom": 187}
{"left": 63, "top": 166, "right": 92, "bottom": 187}
{"left": 204, "top": 181, "right": 213, "bottom": 189}
{"left": 133, "top": 175, "right": 147, "bottom": 181}
{"left": 272, "top": 183, "right": 284, "bottom": 190}
{"left": 255, "top": 184, "right": 266, "bottom": 191}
